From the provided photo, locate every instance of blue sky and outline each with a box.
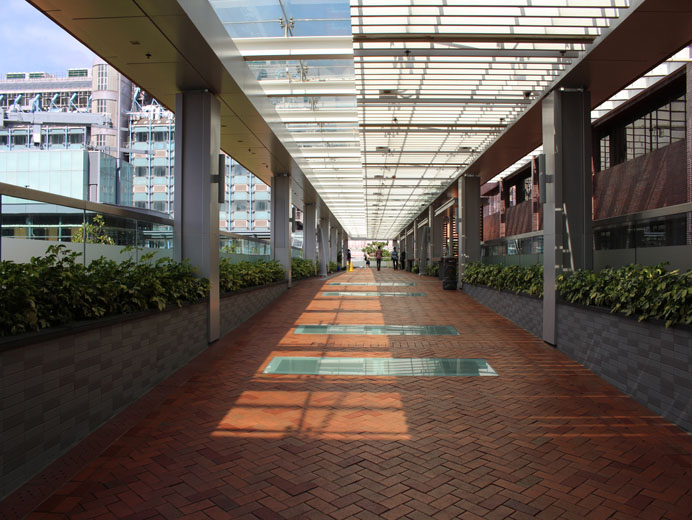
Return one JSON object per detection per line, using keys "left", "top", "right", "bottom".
{"left": 0, "top": 0, "right": 95, "bottom": 76}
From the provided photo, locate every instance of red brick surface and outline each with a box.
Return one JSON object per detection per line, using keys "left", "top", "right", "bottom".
{"left": 2, "top": 270, "right": 692, "bottom": 519}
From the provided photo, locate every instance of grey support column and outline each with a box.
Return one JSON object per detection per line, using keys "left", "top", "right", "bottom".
{"left": 303, "top": 202, "right": 316, "bottom": 265}
{"left": 428, "top": 205, "right": 434, "bottom": 265}
{"left": 271, "top": 173, "right": 292, "bottom": 286}
{"left": 413, "top": 218, "right": 418, "bottom": 267}
{"left": 174, "top": 91, "right": 221, "bottom": 343}
{"left": 318, "top": 215, "right": 329, "bottom": 276}
{"left": 458, "top": 175, "right": 481, "bottom": 286}
{"left": 542, "top": 88, "right": 593, "bottom": 345}
{"left": 342, "top": 231, "right": 348, "bottom": 269}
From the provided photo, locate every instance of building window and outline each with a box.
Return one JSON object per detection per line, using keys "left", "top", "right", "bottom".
{"left": 254, "top": 200, "right": 268, "bottom": 212}
{"left": 95, "top": 135, "right": 106, "bottom": 148}
{"left": 153, "top": 166, "right": 167, "bottom": 177}
{"left": 596, "top": 89, "right": 686, "bottom": 171}
{"left": 135, "top": 166, "right": 148, "bottom": 177}
{"left": 134, "top": 201, "right": 147, "bottom": 209}
{"left": 151, "top": 201, "right": 167, "bottom": 212}
{"left": 95, "top": 99, "right": 108, "bottom": 114}
{"left": 96, "top": 64, "right": 108, "bottom": 90}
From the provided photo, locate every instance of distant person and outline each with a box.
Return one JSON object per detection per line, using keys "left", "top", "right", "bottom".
{"left": 364, "top": 253, "right": 370, "bottom": 268}
{"left": 391, "top": 246, "right": 398, "bottom": 270}
{"left": 400, "top": 250, "right": 406, "bottom": 270}
{"left": 347, "top": 248, "right": 352, "bottom": 269}
{"left": 375, "top": 246, "right": 383, "bottom": 271}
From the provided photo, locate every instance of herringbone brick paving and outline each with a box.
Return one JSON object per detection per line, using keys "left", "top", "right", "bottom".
{"left": 3, "top": 269, "right": 692, "bottom": 519}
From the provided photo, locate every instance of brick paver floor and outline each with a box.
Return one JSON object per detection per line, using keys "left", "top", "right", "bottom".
{"left": 3, "top": 269, "right": 692, "bottom": 519}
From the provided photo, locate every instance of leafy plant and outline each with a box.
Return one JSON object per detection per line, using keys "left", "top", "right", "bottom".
{"left": 558, "top": 264, "right": 692, "bottom": 328}
{"left": 0, "top": 246, "right": 288, "bottom": 337}
{"left": 0, "top": 245, "right": 208, "bottom": 337}
{"left": 72, "top": 214, "right": 115, "bottom": 245}
{"left": 219, "top": 258, "right": 285, "bottom": 293}
{"left": 328, "top": 261, "right": 337, "bottom": 274}
{"left": 462, "top": 261, "right": 692, "bottom": 327}
{"left": 292, "top": 258, "right": 316, "bottom": 279}
{"left": 426, "top": 263, "right": 440, "bottom": 277}
{"left": 362, "top": 241, "right": 391, "bottom": 258}
{"left": 411, "top": 264, "right": 419, "bottom": 274}
{"left": 462, "top": 262, "right": 543, "bottom": 297}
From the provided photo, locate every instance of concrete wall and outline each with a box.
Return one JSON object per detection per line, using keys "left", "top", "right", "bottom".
{"left": 462, "top": 284, "right": 543, "bottom": 339}
{"left": 462, "top": 284, "right": 692, "bottom": 433}
{"left": 0, "top": 281, "right": 287, "bottom": 499}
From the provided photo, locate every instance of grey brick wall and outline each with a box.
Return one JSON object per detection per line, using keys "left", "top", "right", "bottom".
{"left": 220, "top": 281, "right": 287, "bottom": 337}
{"left": 462, "top": 284, "right": 543, "bottom": 338}
{"left": 0, "top": 281, "right": 287, "bottom": 499}
{"left": 557, "top": 304, "right": 692, "bottom": 433}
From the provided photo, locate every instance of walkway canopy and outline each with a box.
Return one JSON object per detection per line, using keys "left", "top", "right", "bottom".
{"left": 28, "top": 0, "right": 692, "bottom": 238}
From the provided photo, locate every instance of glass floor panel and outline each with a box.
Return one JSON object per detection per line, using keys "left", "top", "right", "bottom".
{"left": 321, "top": 291, "right": 426, "bottom": 297}
{"left": 294, "top": 325, "right": 459, "bottom": 336}
{"left": 328, "top": 282, "right": 417, "bottom": 286}
{"left": 264, "top": 357, "right": 497, "bottom": 376}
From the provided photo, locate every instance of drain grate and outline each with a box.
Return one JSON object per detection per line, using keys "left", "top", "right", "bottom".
{"left": 321, "top": 291, "right": 426, "bottom": 297}
{"left": 294, "top": 325, "right": 459, "bottom": 335}
{"left": 264, "top": 357, "right": 497, "bottom": 376}
{"left": 328, "top": 282, "right": 417, "bottom": 286}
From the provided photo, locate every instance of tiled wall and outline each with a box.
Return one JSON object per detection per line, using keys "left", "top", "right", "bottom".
{"left": 462, "top": 284, "right": 543, "bottom": 339}
{"left": 0, "top": 281, "right": 287, "bottom": 499}
{"left": 557, "top": 304, "right": 692, "bottom": 433}
{"left": 462, "top": 284, "right": 692, "bottom": 433}
{"left": 220, "top": 282, "right": 287, "bottom": 337}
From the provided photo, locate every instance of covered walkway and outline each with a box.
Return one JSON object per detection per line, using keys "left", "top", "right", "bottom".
{"left": 5, "top": 270, "right": 692, "bottom": 519}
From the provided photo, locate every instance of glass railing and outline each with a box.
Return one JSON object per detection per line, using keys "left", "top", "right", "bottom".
{"left": 481, "top": 232, "right": 544, "bottom": 266}
{"left": 219, "top": 231, "right": 270, "bottom": 263}
{"left": 593, "top": 204, "right": 692, "bottom": 271}
{"left": 291, "top": 246, "right": 303, "bottom": 259}
{"left": 0, "top": 182, "right": 173, "bottom": 265}
{"left": 480, "top": 204, "right": 692, "bottom": 272}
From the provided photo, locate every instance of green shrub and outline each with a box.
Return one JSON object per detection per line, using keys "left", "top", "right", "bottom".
{"left": 0, "top": 245, "right": 287, "bottom": 337}
{"left": 328, "top": 261, "right": 337, "bottom": 273}
{"left": 462, "top": 261, "right": 692, "bottom": 327}
{"left": 219, "top": 258, "right": 285, "bottom": 293}
{"left": 0, "top": 245, "right": 208, "bottom": 337}
{"left": 558, "top": 264, "right": 692, "bottom": 328}
{"left": 292, "top": 257, "right": 316, "bottom": 279}
{"left": 425, "top": 263, "right": 439, "bottom": 277}
{"left": 463, "top": 262, "right": 543, "bottom": 297}
{"left": 411, "top": 264, "right": 419, "bottom": 274}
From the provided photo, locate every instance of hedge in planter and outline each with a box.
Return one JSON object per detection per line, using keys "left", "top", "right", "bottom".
{"left": 462, "top": 262, "right": 692, "bottom": 327}
{"left": 292, "top": 257, "right": 316, "bottom": 279}
{"left": 0, "top": 246, "right": 287, "bottom": 337}
{"left": 219, "top": 258, "right": 285, "bottom": 293}
{"left": 463, "top": 262, "right": 543, "bottom": 297}
{"left": 558, "top": 264, "right": 692, "bottom": 328}
{"left": 0, "top": 245, "right": 208, "bottom": 337}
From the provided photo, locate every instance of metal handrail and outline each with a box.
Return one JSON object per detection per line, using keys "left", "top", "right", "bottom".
{"left": 0, "top": 182, "right": 173, "bottom": 226}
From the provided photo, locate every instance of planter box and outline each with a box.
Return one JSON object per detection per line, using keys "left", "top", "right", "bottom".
{"left": 462, "top": 283, "right": 542, "bottom": 339}
{"left": 461, "top": 283, "right": 692, "bottom": 433}
{"left": 0, "top": 281, "right": 287, "bottom": 500}
{"left": 557, "top": 303, "right": 692, "bottom": 433}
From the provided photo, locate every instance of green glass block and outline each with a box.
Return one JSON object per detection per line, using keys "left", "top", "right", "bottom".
{"left": 328, "top": 282, "right": 417, "bottom": 286}
{"left": 294, "top": 325, "right": 459, "bottom": 336}
{"left": 264, "top": 357, "right": 498, "bottom": 377}
{"left": 320, "top": 291, "right": 426, "bottom": 297}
